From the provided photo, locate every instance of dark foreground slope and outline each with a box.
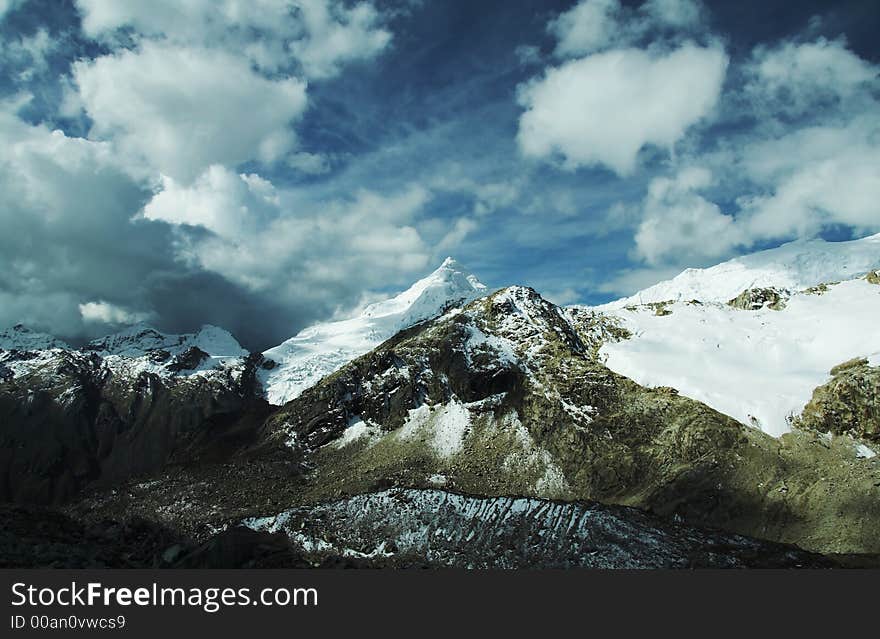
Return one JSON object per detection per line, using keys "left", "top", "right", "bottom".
{"left": 1, "top": 491, "right": 833, "bottom": 569}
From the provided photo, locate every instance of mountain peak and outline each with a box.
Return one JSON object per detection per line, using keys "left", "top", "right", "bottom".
{"left": 360, "top": 257, "right": 486, "bottom": 323}
{"left": 261, "top": 258, "right": 490, "bottom": 405}
{"left": 0, "top": 324, "right": 70, "bottom": 351}
{"left": 87, "top": 323, "right": 246, "bottom": 358}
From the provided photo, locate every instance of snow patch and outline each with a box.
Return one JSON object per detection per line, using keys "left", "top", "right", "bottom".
{"left": 856, "top": 443, "right": 877, "bottom": 459}
{"left": 398, "top": 400, "right": 471, "bottom": 459}
{"left": 331, "top": 417, "right": 380, "bottom": 449}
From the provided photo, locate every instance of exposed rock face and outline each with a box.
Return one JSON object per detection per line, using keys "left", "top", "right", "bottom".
{"left": 0, "top": 347, "right": 268, "bottom": 504}
{"left": 727, "top": 287, "right": 788, "bottom": 311}
{"left": 867, "top": 269, "right": 880, "bottom": 285}
{"left": 795, "top": 358, "right": 880, "bottom": 444}
{"left": 166, "top": 346, "right": 210, "bottom": 372}
{"left": 244, "top": 489, "right": 832, "bottom": 569}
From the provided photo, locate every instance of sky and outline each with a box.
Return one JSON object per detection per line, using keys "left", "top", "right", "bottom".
{"left": 0, "top": 0, "right": 878, "bottom": 350}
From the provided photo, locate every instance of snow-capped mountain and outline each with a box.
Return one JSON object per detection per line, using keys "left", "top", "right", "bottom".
{"left": 85, "top": 323, "right": 247, "bottom": 359}
{"left": 260, "top": 257, "right": 489, "bottom": 405}
{"left": 0, "top": 322, "right": 250, "bottom": 383}
{"left": 599, "top": 232, "right": 880, "bottom": 309}
{"left": 0, "top": 324, "right": 70, "bottom": 351}
{"left": 591, "top": 235, "right": 880, "bottom": 437}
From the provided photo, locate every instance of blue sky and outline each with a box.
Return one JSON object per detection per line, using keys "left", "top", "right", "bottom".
{"left": 0, "top": 0, "right": 878, "bottom": 349}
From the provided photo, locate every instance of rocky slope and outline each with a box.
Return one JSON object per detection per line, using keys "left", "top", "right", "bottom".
{"left": 0, "top": 325, "right": 267, "bottom": 503}
{"left": 242, "top": 285, "right": 879, "bottom": 555}
{"left": 243, "top": 489, "right": 831, "bottom": 568}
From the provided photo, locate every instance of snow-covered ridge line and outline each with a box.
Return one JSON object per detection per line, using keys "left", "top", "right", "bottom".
{"left": 85, "top": 323, "right": 247, "bottom": 358}
{"left": 0, "top": 325, "right": 70, "bottom": 351}
{"left": 595, "top": 233, "right": 880, "bottom": 309}
{"left": 598, "top": 277, "right": 880, "bottom": 437}
{"left": 1, "top": 322, "right": 249, "bottom": 381}
{"left": 260, "top": 257, "right": 489, "bottom": 405}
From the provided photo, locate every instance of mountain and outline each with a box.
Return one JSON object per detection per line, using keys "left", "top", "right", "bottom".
{"left": 599, "top": 232, "right": 880, "bottom": 308}
{"left": 85, "top": 323, "right": 247, "bottom": 359}
{"left": 0, "top": 324, "right": 70, "bottom": 351}
{"left": 84, "top": 323, "right": 249, "bottom": 379}
{"left": 3, "top": 251, "right": 880, "bottom": 567}
{"left": 260, "top": 257, "right": 488, "bottom": 405}
{"left": 0, "top": 323, "right": 264, "bottom": 503}
{"left": 590, "top": 237, "right": 880, "bottom": 438}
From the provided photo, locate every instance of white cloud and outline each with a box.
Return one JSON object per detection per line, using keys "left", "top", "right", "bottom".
{"left": 549, "top": 0, "right": 622, "bottom": 58}
{"left": 549, "top": 0, "right": 705, "bottom": 58}
{"left": 142, "top": 168, "right": 434, "bottom": 296}
{"left": 641, "top": 0, "right": 702, "bottom": 28}
{"left": 0, "top": 0, "right": 23, "bottom": 20}
{"left": 517, "top": 44, "right": 728, "bottom": 175}
{"left": 75, "top": 0, "right": 392, "bottom": 79}
{"left": 0, "top": 28, "right": 56, "bottom": 81}
{"left": 287, "top": 151, "right": 333, "bottom": 175}
{"left": 745, "top": 37, "right": 878, "bottom": 117}
{"left": 79, "top": 301, "right": 154, "bottom": 325}
{"left": 436, "top": 217, "right": 477, "bottom": 254}
{"left": 142, "top": 165, "right": 281, "bottom": 237}
{"left": 72, "top": 42, "right": 308, "bottom": 181}
{"left": 739, "top": 120, "right": 880, "bottom": 240}
{"left": 289, "top": 0, "right": 392, "bottom": 79}
{"left": 634, "top": 167, "right": 744, "bottom": 265}
{"left": 626, "top": 37, "right": 880, "bottom": 269}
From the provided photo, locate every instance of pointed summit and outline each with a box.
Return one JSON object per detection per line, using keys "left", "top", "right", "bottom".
{"left": 261, "top": 258, "right": 490, "bottom": 405}
{"left": 361, "top": 257, "right": 486, "bottom": 325}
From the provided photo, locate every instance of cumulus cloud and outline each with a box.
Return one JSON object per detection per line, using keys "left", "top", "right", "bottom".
{"left": 624, "top": 37, "right": 880, "bottom": 273}
{"left": 140, "top": 167, "right": 435, "bottom": 304}
{"left": 142, "top": 166, "right": 280, "bottom": 237}
{"left": 642, "top": 0, "right": 703, "bottom": 28}
{"left": 738, "top": 118, "right": 880, "bottom": 240}
{"left": 634, "top": 167, "right": 744, "bottom": 265}
{"left": 549, "top": 0, "right": 705, "bottom": 58}
{"left": 549, "top": 0, "right": 622, "bottom": 58}
{"left": 289, "top": 0, "right": 393, "bottom": 79}
{"left": 79, "top": 301, "right": 154, "bottom": 325}
{"left": 723, "top": 39, "right": 880, "bottom": 243}
{"left": 517, "top": 44, "right": 728, "bottom": 175}
{"left": 75, "top": 0, "right": 392, "bottom": 79}
{"left": 71, "top": 42, "right": 308, "bottom": 182}
{"left": 744, "top": 37, "right": 878, "bottom": 118}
